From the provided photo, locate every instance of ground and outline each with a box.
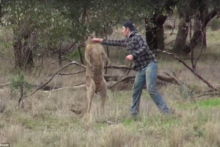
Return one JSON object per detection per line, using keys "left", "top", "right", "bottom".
{"left": 0, "top": 28, "right": 220, "bottom": 147}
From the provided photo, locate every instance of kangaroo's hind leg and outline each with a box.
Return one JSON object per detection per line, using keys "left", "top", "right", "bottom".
{"left": 99, "top": 78, "right": 108, "bottom": 113}
{"left": 85, "top": 77, "right": 96, "bottom": 123}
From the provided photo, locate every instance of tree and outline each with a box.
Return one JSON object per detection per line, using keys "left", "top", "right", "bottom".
{"left": 2, "top": 0, "right": 72, "bottom": 69}
{"left": 1, "top": 0, "right": 185, "bottom": 70}
{"left": 0, "top": 0, "right": 2, "bottom": 23}
{"left": 174, "top": 0, "right": 220, "bottom": 55}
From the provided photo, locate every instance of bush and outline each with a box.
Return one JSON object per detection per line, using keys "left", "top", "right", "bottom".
{"left": 10, "top": 73, "right": 31, "bottom": 104}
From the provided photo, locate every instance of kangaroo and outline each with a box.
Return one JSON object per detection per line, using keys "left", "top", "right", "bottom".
{"left": 84, "top": 38, "right": 108, "bottom": 119}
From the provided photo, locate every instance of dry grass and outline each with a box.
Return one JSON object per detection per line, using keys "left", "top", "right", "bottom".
{"left": 0, "top": 28, "right": 220, "bottom": 147}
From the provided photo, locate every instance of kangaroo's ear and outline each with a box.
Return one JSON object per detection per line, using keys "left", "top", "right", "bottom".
{"left": 90, "top": 32, "right": 96, "bottom": 38}
{"left": 86, "top": 32, "right": 96, "bottom": 44}
{"left": 87, "top": 36, "right": 92, "bottom": 41}
{"left": 85, "top": 36, "right": 92, "bottom": 45}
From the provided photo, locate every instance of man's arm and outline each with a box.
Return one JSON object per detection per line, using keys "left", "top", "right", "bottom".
{"left": 102, "top": 39, "right": 127, "bottom": 47}
{"left": 92, "top": 38, "right": 127, "bottom": 47}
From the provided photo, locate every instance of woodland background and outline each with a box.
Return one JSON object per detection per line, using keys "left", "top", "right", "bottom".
{"left": 0, "top": 0, "right": 220, "bottom": 146}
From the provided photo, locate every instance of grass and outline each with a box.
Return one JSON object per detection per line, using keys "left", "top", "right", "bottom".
{"left": 178, "top": 98, "right": 220, "bottom": 110}
{"left": 1, "top": 91, "right": 220, "bottom": 146}
{"left": 197, "top": 98, "right": 220, "bottom": 108}
{"left": 0, "top": 27, "right": 220, "bottom": 147}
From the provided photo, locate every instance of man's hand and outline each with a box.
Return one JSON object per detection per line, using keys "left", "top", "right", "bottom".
{"left": 91, "top": 38, "right": 103, "bottom": 43}
{"left": 126, "top": 54, "right": 133, "bottom": 61}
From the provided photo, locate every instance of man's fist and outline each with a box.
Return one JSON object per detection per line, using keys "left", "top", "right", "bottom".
{"left": 126, "top": 54, "right": 133, "bottom": 61}
{"left": 91, "top": 38, "right": 103, "bottom": 43}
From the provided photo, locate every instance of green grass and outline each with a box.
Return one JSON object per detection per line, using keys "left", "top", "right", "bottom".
{"left": 197, "top": 98, "right": 220, "bottom": 108}
{"left": 178, "top": 97, "right": 220, "bottom": 110}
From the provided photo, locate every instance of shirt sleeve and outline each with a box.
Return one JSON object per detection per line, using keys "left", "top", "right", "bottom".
{"left": 102, "top": 39, "right": 127, "bottom": 47}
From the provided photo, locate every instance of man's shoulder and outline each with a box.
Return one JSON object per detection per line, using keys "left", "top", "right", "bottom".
{"left": 132, "top": 33, "right": 144, "bottom": 42}
{"left": 130, "top": 32, "right": 142, "bottom": 38}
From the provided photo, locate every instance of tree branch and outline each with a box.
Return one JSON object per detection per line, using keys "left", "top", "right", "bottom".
{"left": 105, "top": 65, "right": 131, "bottom": 70}
{"left": 156, "top": 50, "right": 217, "bottom": 90}
{"left": 109, "top": 76, "right": 134, "bottom": 89}
{"left": 203, "top": 9, "right": 217, "bottom": 28}
{"left": 21, "top": 61, "right": 85, "bottom": 102}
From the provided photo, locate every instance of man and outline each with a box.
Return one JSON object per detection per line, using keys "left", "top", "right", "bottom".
{"left": 92, "top": 21, "right": 171, "bottom": 116}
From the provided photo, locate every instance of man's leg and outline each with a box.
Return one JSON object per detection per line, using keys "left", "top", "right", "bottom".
{"left": 131, "top": 69, "right": 145, "bottom": 116}
{"left": 145, "top": 61, "right": 170, "bottom": 113}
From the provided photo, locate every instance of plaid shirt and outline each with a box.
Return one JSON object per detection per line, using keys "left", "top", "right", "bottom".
{"left": 102, "top": 31, "right": 157, "bottom": 71}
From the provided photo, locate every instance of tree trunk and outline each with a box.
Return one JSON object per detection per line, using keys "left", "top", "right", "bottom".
{"left": 186, "top": 9, "right": 217, "bottom": 53}
{"left": 58, "top": 43, "right": 62, "bottom": 66}
{"left": 173, "top": 17, "right": 189, "bottom": 54}
{"left": 187, "top": 17, "right": 204, "bottom": 51}
{"left": 13, "top": 37, "right": 34, "bottom": 70}
{"left": 145, "top": 26, "right": 157, "bottom": 51}
{"left": 13, "top": 38, "right": 23, "bottom": 68}
{"left": 154, "top": 15, "right": 166, "bottom": 50}
{"left": 13, "top": 23, "right": 35, "bottom": 70}
{"left": 156, "top": 25, "right": 165, "bottom": 50}
{"left": 145, "top": 15, "right": 166, "bottom": 52}
{"left": 0, "top": 2, "right": 2, "bottom": 23}
{"left": 203, "top": 28, "right": 207, "bottom": 47}
{"left": 78, "top": 47, "right": 84, "bottom": 64}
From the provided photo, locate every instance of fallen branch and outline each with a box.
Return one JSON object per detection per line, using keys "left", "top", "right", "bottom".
{"left": 18, "top": 59, "right": 181, "bottom": 103}
{"left": 108, "top": 73, "right": 181, "bottom": 89}
{"left": 105, "top": 65, "right": 131, "bottom": 70}
{"left": 29, "top": 61, "right": 85, "bottom": 97}
{"left": 104, "top": 75, "right": 121, "bottom": 81}
{"left": 0, "top": 82, "right": 10, "bottom": 88}
{"left": 107, "top": 65, "right": 179, "bottom": 85}
{"left": 37, "top": 73, "right": 180, "bottom": 92}
{"left": 158, "top": 72, "right": 181, "bottom": 85}
{"left": 20, "top": 61, "right": 85, "bottom": 105}
{"left": 109, "top": 76, "right": 134, "bottom": 89}
{"left": 125, "top": 63, "right": 133, "bottom": 75}
{"left": 156, "top": 49, "right": 217, "bottom": 91}
{"left": 58, "top": 70, "right": 85, "bottom": 76}
{"left": 192, "top": 89, "right": 220, "bottom": 99}
{"left": 43, "top": 84, "right": 86, "bottom": 92}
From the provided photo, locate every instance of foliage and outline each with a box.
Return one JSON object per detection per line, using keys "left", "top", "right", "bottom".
{"left": 10, "top": 72, "right": 31, "bottom": 103}
{"left": 2, "top": 1, "right": 72, "bottom": 55}
{"left": 0, "top": 0, "right": 219, "bottom": 68}
{"left": 1, "top": 0, "right": 163, "bottom": 44}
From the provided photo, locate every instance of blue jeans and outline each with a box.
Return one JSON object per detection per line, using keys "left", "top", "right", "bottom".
{"left": 131, "top": 61, "right": 170, "bottom": 115}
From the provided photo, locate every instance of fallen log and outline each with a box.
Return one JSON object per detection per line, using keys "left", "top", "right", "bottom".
{"left": 17, "top": 60, "right": 181, "bottom": 105}
{"left": 105, "top": 74, "right": 180, "bottom": 84}
{"left": 105, "top": 65, "right": 131, "bottom": 70}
